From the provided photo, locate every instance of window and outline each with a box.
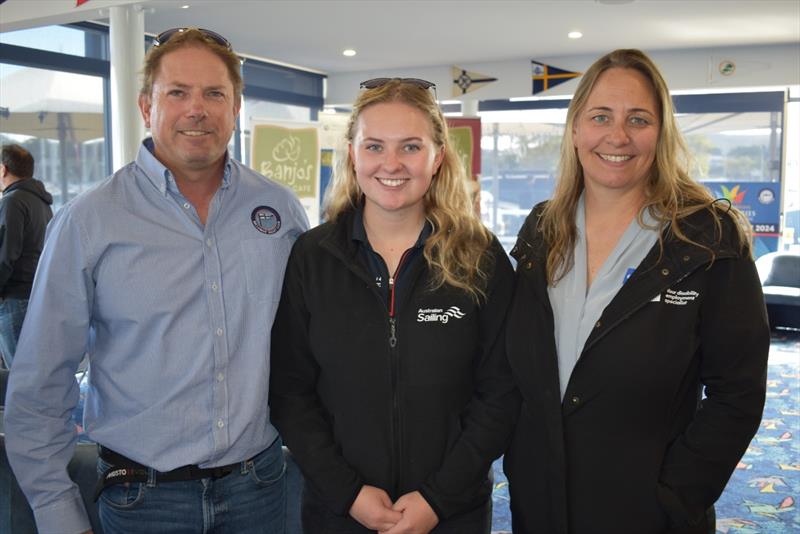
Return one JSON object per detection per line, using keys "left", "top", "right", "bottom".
{"left": 0, "top": 23, "right": 108, "bottom": 60}
{"left": 479, "top": 104, "right": 568, "bottom": 252}
{"left": 2, "top": 23, "right": 326, "bottom": 210}
{"left": 478, "top": 92, "right": 790, "bottom": 256}
{"left": 0, "top": 64, "right": 107, "bottom": 210}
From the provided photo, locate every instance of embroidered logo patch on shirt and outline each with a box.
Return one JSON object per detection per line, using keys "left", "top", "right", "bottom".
{"left": 417, "top": 306, "right": 466, "bottom": 324}
{"left": 663, "top": 289, "right": 700, "bottom": 306}
{"left": 251, "top": 206, "right": 281, "bottom": 235}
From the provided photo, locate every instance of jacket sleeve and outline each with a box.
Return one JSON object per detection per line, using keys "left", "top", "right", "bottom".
{"left": 269, "top": 238, "right": 364, "bottom": 515}
{"left": 3, "top": 207, "right": 94, "bottom": 534}
{"left": 0, "top": 195, "right": 26, "bottom": 291}
{"left": 419, "top": 240, "right": 521, "bottom": 519}
{"left": 657, "top": 252, "right": 769, "bottom": 526}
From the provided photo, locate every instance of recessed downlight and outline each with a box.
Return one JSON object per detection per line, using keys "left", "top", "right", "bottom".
{"left": 342, "top": 49, "right": 357, "bottom": 57}
{"left": 568, "top": 31, "right": 583, "bottom": 39}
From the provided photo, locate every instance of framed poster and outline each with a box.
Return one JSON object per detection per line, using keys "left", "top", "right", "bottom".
{"left": 251, "top": 120, "right": 321, "bottom": 225}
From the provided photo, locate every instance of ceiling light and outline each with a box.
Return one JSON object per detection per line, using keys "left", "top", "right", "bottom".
{"left": 568, "top": 31, "right": 583, "bottom": 39}
{"left": 342, "top": 49, "right": 356, "bottom": 57}
{"left": 181, "top": 4, "right": 190, "bottom": 8}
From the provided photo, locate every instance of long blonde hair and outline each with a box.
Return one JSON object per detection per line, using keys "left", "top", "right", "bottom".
{"left": 540, "top": 48, "right": 750, "bottom": 284}
{"left": 325, "top": 80, "right": 493, "bottom": 301}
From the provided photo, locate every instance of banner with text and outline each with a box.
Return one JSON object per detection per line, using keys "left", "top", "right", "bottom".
{"left": 251, "top": 121, "right": 321, "bottom": 225}
{"left": 701, "top": 180, "right": 781, "bottom": 257}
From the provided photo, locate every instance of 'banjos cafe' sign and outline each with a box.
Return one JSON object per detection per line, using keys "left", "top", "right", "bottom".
{"left": 251, "top": 123, "right": 319, "bottom": 200}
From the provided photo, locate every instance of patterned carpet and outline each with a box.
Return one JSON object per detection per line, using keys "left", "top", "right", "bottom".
{"left": 490, "top": 332, "right": 800, "bottom": 533}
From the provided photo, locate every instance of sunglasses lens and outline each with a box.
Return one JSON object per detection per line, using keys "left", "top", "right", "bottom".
{"left": 154, "top": 28, "right": 232, "bottom": 50}
{"left": 359, "top": 78, "right": 391, "bottom": 89}
{"left": 154, "top": 28, "right": 180, "bottom": 46}
{"left": 198, "top": 29, "right": 232, "bottom": 49}
{"left": 406, "top": 78, "right": 435, "bottom": 90}
{"left": 359, "top": 78, "right": 436, "bottom": 91}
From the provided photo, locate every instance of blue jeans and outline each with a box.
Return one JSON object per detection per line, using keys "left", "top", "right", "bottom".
{"left": 98, "top": 437, "right": 287, "bottom": 534}
{"left": 0, "top": 297, "right": 28, "bottom": 369}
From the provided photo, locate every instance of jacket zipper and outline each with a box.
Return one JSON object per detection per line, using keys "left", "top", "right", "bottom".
{"left": 387, "top": 248, "right": 413, "bottom": 497}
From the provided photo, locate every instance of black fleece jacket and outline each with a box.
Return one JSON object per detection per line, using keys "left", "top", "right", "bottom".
{"left": 0, "top": 178, "right": 53, "bottom": 298}
{"left": 504, "top": 202, "right": 769, "bottom": 534}
{"left": 270, "top": 209, "right": 520, "bottom": 520}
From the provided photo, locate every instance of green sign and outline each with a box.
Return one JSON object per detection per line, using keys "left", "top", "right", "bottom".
{"left": 252, "top": 123, "right": 319, "bottom": 198}
{"left": 448, "top": 126, "right": 473, "bottom": 177}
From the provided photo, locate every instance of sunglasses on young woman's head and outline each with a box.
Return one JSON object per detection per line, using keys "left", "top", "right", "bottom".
{"left": 153, "top": 28, "right": 232, "bottom": 50}
{"left": 359, "top": 78, "right": 438, "bottom": 101}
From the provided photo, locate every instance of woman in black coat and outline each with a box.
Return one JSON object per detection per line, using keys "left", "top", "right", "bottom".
{"left": 270, "top": 79, "right": 518, "bottom": 534}
{"left": 504, "top": 49, "right": 770, "bottom": 534}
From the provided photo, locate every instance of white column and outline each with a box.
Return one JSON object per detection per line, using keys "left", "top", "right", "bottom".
{"left": 109, "top": 4, "right": 145, "bottom": 171}
{"left": 461, "top": 99, "right": 479, "bottom": 117}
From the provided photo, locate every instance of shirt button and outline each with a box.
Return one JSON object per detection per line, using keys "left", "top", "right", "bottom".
{"left": 206, "top": 238, "right": 213, "bottom": 247}
{"left": 217, "top": 419, "right": 225, "bottom": 428}
{"left": 211, "top": 282, "right": 218, "bottom": 291}
{"left": 216, "top": 328, "right": 223, "bottom": 336}
{"left": 525, "top": 261, "right": 534, "bottom": 270}
{"left": 683, "top": 255, "right": 690, "bottom": 262}
{"left": 183, "top": 202, "right": 191, "bottom": 209}
{"left": 217, "top": 372, "right": 225, "bottom": 382}
{"left": 661, "top": 268, "right": 670, "bottom": 276}
{"left": 570, "top": 396, "right": 580, "bottom": 405}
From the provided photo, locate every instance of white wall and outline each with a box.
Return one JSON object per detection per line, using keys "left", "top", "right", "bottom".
{"left": 326, "top": 43, "right": 800, "bottom": 106}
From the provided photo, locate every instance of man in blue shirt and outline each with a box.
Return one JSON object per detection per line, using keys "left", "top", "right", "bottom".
{"left": 4, "top": 28, "right": 308, "bottom": 534}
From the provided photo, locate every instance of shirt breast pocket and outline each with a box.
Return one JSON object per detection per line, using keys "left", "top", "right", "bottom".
{"left": 241, "top": 238, "right": 290, "bottom": 303}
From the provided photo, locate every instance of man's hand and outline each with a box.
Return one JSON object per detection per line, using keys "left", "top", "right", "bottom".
{"left": 379, "top": 491, "right": 439, "bottom": 534}
{"left": 349, "top": 485, "right": 403, "bottom": 531}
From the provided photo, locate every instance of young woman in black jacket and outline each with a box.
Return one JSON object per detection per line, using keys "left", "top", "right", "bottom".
{"left": 504, "top": 49, "right": 769, "bottom": 534}
{"left": 270, "top": 79, "right": 519, "bottom": 534}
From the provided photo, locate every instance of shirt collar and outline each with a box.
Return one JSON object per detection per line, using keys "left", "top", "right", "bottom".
{"left": 136, "top": 138, "right": 233, "bottom": 196}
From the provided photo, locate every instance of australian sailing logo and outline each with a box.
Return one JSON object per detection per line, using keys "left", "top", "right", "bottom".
{"left": 417, "top": 306, "right": 466, "bottom": 324}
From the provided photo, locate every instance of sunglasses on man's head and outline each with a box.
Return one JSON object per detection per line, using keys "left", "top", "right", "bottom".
{"left": 359, "top": 78, "right": 438, "bottom": 100}
{"left": 153, "top": 28, "right": 232, "bottom": 51}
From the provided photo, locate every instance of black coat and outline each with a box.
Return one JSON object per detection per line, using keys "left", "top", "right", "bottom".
{"left": 0, "top": 178, "right": 53, "bottom": 298}
{"left": 270, "top": 210, "right": 519, "bottom": 520}
{"left": 504, "top": 203, "right": 769, "bottom": 534}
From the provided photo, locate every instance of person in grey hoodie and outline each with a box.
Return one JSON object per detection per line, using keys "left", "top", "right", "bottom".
{"left": 0, "top": 144, "right": 53, "bottom": 367}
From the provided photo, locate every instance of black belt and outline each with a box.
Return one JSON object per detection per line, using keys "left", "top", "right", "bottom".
{"left": 93, "top": 446, "right": 239, "bottom": 501}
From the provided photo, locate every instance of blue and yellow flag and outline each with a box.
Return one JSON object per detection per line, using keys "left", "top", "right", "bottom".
{"left": 531, "top": 61, "right": 581, "bottom": 95}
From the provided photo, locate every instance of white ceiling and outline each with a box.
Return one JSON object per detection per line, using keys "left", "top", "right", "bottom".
{"left": 137, "top": 0, "right": 800, "bottom": 74}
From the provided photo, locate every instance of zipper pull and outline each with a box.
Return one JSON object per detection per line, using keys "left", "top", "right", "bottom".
{"left": 388, "top": 317, "right": 397, "bottom": 348}
{"left": 388, "top": 277, "right": 395, "bottom": 288}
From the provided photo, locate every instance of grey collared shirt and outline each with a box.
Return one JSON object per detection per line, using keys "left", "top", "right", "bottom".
{"left": 548, "top": 194, "right": 660, "bottom": 400}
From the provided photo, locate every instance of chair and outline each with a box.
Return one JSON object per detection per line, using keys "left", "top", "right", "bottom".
{"left": 1, "top": 415, "right": 103, "bottom": 534}
{"left": 755, "top": 251, "right": 800, "bottom": 330}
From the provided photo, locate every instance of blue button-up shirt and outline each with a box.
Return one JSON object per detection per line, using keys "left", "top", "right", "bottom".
{"left": 549, "top": 193, "right": 659, "bottom": 400}
{"left": 4, "top": 140, "right": 308, "bottom": 534}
